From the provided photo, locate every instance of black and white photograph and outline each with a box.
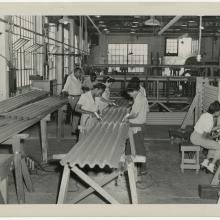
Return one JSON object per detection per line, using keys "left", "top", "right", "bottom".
{"left": 0, "top": 2, "right": 220, "bottom": 216}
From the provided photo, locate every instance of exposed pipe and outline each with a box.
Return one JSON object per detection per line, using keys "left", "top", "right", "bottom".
{"left": 158, "top": 16, "right": 182, "bottom": 35}
{"left": 197, "top": 16, "right": 202, "bottom": 62}
{"left": 86, "top": 16, "right": 101, "bottom": 35}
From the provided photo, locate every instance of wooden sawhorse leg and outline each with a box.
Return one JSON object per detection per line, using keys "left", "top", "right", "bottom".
{"left": 5, "top": 134, "right": 34, "bottom": 204}
{"left": 57, "top": 107, "right": 65, "bottom": 141}
{"left": 40, "top": 115, "right": 50, "bottom": 163}
{"left": 0, "top": 177, "right": 8, "bottom": 204}
{"left": 57, "top": 164, "right": 120, "bottom": 204}
{"left": 211, "top": 165, "right": 220, "bottom": 185}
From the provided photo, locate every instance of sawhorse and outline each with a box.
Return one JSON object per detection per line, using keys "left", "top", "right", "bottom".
{"left": 2, "top": 134, "right": 34, "bottom": 204}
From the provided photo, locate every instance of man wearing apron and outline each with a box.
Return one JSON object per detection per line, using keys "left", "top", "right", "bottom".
{"left": 75, "top": 83, "right": 106, "bottom": 140}
{"left": 62, "top": 68, "right": 83, "bottom": 135}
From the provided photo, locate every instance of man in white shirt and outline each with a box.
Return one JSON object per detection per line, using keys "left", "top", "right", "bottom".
{"left": 75, "top": 83, "right": 106, "bottom": 140}
{"left": 62, "top": 67, "right": 83, "bottom": 134}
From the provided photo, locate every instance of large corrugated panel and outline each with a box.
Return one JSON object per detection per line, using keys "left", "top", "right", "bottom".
{"left": 0, "top": 90, "right": 48, "bottom": 114}
{"left": 0, "top": 96, "right": 68, "bottom": 120}
{"left": 60, "top": 106, "right": 128, "bottom": 169}
{"left": 146, "top": 112, "right": 193, "bottom": 125}
{"left": 0, "top": 117, "right": 39, "bottom": 143}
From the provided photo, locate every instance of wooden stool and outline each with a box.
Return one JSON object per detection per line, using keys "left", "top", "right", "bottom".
{"left": 180, "top": 145, "right": 200, "bottom": 174}
{"left": 0, "top": 154, "right": 13, "bottom": 204}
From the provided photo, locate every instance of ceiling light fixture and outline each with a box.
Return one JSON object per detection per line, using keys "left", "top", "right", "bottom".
{"left": 103, "top": 28, "right": 108, "bottom": 31}
{"left": 181, "top": 24, "right": 187, "bottom": 27}
{"left": 132, "top": 21, "right": 139, "bottom": 24}
{"left": 99, "top": 21, "right": 104, "bottom": 24}
{"left": 144, "top": 16, "right": 160, "bottom": 26}
{"left": 95, "top": 16, "right": 101, "bottom": 18}
{"left": 188, "top": 20, "right": 195, "bottom": 23}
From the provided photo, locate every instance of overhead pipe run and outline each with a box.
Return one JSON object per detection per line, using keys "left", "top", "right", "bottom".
{"left": 86, "top": 16, "right": 102, "bottom": 35}
{"left": 158, "top": 16, "right": 182, "bottom": 35}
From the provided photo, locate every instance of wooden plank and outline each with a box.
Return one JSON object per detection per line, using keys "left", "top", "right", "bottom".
{"left": 181, "top": 94, "right": 198, "bottom": 129}
{"left": 71, "top": 165, "right": 119, "bottom": 204}
{"left": 126, "top": 158, "right": 138, "bottom": 204}
{"left": 71, "top": 171, "right": 119, "bottom": 204}
{"left": 0, "top": 178, "right": 8, "bottom": 203}
{"left": 40, "top": 118, "right": 48, "bottom": 163}
{"left": 128, "top": 129, "right": 136, "bottom": 157}
{"left": 211, "top": 166, "right": 220, "bottom": 185}
{"left": 21, "top": 158, "right": 34, "bottom": 192}
{"left": 57, "top": 107, "right": 64, "bottom": 140}
{"left": 57, "top": 165, "right": 71, "bottom": 204}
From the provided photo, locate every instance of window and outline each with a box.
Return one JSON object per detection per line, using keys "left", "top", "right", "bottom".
{"left": 165, "top": 38, "right": 178, "bottom": 56}
{"left": 11, "top": 16, "right": 43, "bottom": 89}
{"left": 108, "top": 43, "right": 148, "bottom": 73}
{"left": 191, "top": 38, "right": 199, "bottom": 55}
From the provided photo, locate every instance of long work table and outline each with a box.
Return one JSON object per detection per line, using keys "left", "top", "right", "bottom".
{"left": 0, "top": 95, "right": 68, "bottom": 203}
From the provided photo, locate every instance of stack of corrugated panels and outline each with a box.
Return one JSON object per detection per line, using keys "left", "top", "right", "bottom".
{"left": 0, "top": 117, "right": 39, "bottom": 143}
{"left": 0, "top": 96, "right": 68, "bottom": 121}
{"left": 61, "top": 106, "right": 128, "bottom": 169}
{"left": 203, "top": 84, "right": 218, "bottom": 111}
{"left": 0, "top": 90, "right": 49, "bottom": 114}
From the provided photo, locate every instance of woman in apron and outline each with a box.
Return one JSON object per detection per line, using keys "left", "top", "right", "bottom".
{"left": 75, "top": 83, "right": 106, "bottom": 140}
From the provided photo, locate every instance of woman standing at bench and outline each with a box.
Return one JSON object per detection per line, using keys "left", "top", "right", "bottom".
{"left": 190, "top": 101, "right": 220, "bottom": 173}
{"left": 123, "top": 82, "right": 149, "bottom": 174}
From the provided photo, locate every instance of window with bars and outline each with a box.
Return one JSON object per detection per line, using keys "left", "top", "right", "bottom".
{"left": 11, "top": 16, "right": 43, "bottom": 89}
{"left": 191, "top": 38, "right": 199, "bottom": 55}
{"left": 107, "top": 43, "right": 148, "bottom": 73}
{"left": 165, "top": 38, "right": 178, "bottom": 56}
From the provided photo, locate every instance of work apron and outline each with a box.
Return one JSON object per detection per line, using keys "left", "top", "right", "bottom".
{"left": 68, "top": 95, "right": 81, "bottom": 133}
{"left": 78, "top": 113, "right": 99, "bottom": 140}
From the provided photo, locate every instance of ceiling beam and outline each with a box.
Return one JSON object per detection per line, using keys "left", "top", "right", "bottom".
{"left": 86, "top": 16, "right": 101, "bottom": 35}
{"left": 158, "top": 16, "right": 182, "bottom": 35}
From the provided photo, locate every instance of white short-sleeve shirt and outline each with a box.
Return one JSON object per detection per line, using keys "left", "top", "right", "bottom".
{"left": 62, "top": 74, "right": 82, "bottom": 95}
{"left": 129, "top": 92, "right": 149, "bottom": 124}
{"left": 194, "top": 112, "right": 214, "bottom": 134}
{"left": 77, "top": 91, "right": 99, "bottom": 113}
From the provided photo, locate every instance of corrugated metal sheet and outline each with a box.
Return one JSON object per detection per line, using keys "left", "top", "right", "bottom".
{"left": 0, "top": 90, "right": 48, "bottom": 114}
{"left": 203, "top": 84, "right": 218, "bottom": 111}
{"left": 60, "top": 106, "right": 128, "bottom": 169}
{"left": 0, "top": 96, "right": 68, "bottom": 120}
{"left": 0, "top": 117, "right": 39, "bottom": 143}
{"left": 146, "top": 112, "right": 193, "bottom": 125}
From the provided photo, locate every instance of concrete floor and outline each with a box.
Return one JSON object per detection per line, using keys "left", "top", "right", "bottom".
{"left": 1, "top": 121, "right": 217, "bottom": 204}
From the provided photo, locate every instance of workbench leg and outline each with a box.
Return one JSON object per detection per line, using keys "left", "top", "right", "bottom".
{"left": 71, "top": 171, "right": 119, "bottom": 204}
{"left": 127, "top": 159, "right": 138, "bottom": 204}
{"left": 72, "top": 166, "right": 120, "bottom": 204}
{"left": 57, "top": 107, "right": 64, "bottom": 140}
{"left": 57, "top": 165, "right": 70, "bottom": 204}
{"left": 21, "top": 158, "right": 34, "bottom": 192}
{"left": 0, "top": 178, "right": 8, "bottom": 204}
{"left": 40, "top": 118, "right": 48, "bottom": 163}
{"left": 12, "top": 138, "right": 25, "bottom": 204}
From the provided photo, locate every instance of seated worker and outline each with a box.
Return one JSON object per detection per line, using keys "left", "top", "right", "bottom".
{"left": 96, "top": 76, "right": 116, "bottom": 113}
{"left": 75, "top": 83, "right": 106, "bottom": 140}
{"left": 190, "top": 101, "right": 220, "bottom": 173}
{"left": 123, "top": 82, "right": 150, "bottom": 174}
{"left": 82, "top": 72, "right": 98, "bottom": 92}
{"left": 130, "top": 77, "right": 146, "bottom": 96}
{"left": 62, "top": 67, "right": 83, "bottom": 135}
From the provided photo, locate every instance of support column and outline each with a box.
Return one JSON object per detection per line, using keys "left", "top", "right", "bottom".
{"left": 0, "top": 16, "right": 10, "bottom": 100}
{"left": 68, "top": 18, "right": 75, "bottom": 73}
{"left": 55, "top": 23, "right": 64, "bottom": 94}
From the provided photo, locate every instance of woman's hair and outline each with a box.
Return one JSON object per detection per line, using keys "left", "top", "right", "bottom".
{"left": 93, "top": 82, "right": 106, "bottom": 91}
{"left": 126, "top": 82, "right": 140, "bottom": 92}
{"left": 103, "top": 76, "right": 115, "bottom": 83}
{"left": 90, "top": 72, "right": 97, "bottom": 79}
{"left": 130, "top": 77, "right": 140, "bottom": 84}
{"left": 207, "top": 101, "right": 220, "bottom": 114}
